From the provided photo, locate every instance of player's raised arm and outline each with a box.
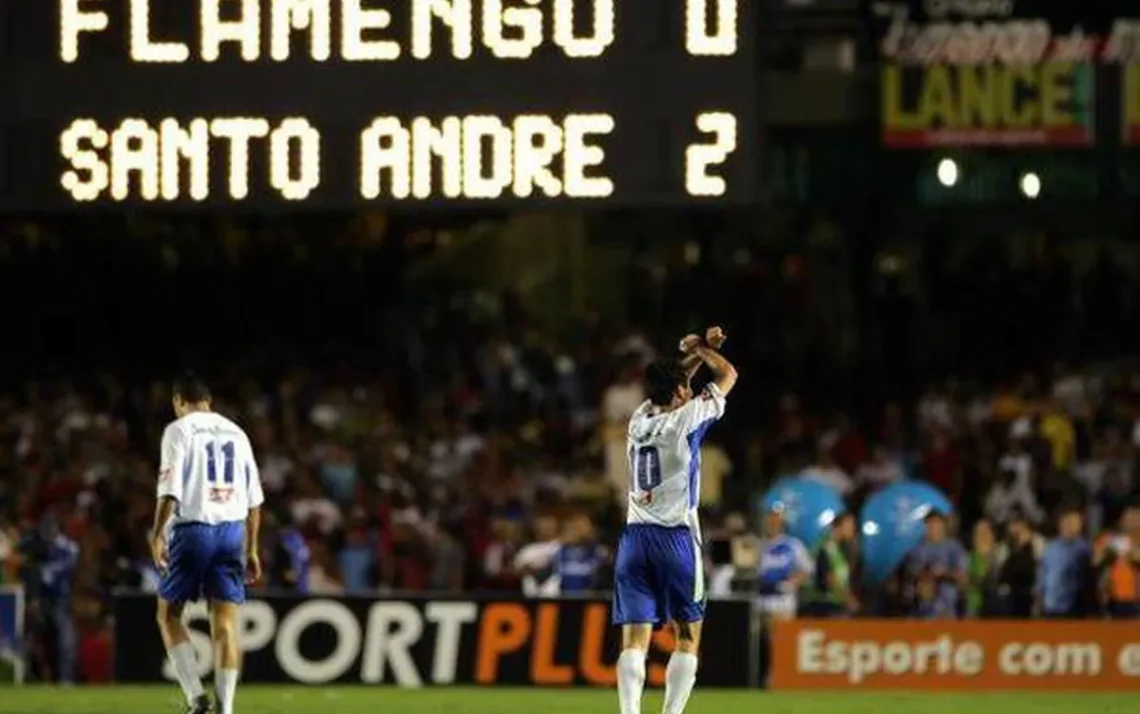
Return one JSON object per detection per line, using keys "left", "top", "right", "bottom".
{"left": 678, "top": 334, "right": 704, "bottom": 381}
{"left": 692, "top": 327, "right": 737, "bottom": 396}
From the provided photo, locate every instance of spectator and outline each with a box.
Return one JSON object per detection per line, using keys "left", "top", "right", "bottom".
{"left": 481, "top": 515, "right": 523, "bottom": 593}
{"left": 800, "top": 512, "right": 858, "bottom": 617}
{"left": 1036, "top": 507, "right": 1093, "bottom": 618}
{"left": 912, "top": 571, "right": 956, "bottom": 619}
{"left": 699, "top": 437, "right": 733, "bottom": 510}
{"left": 985, "top": 466, "right": 1045, "bottom": 526}
{"left": 1095, "top": 465, "right": 1134, "bottom": 536}
{"left": 855, "top": 445, "right": 905, "bottom": 493}
{"left": 427, "top": 525, "right": 466, "bottom": 593}
{"left": 273, "top": 521, "right": 312, "bottom": 594}
{"left": 0, "top": 521, "right": 15, "bottom": 584}
{"left": 1038, "top": 398, "right": 1076, "bottom": 473}
{"left": 601, "top": 357, "right": 645, "bottom": 498}
{"left": 1095, "top": 503, "right": 1140, "bottom": 618}
{"left": 290, "top": 474, "right": 343, "bottom": 536}
{"left": 904, "top": 512, "right": 967, "bottom": 618}
{"left": 338, "top": 513, "right": 377, "bottom": 594}
{"left": 25, "top": 517, "right": 79, "bottom": 683}
{"left": 552, "top": 512, "right": 607, "bottom": 596}
{"left": 755, "top": 506, "right": 813, "bottom": 620}
{"left": 802, "top": 442, "right": 853, "bottom": 496}
{"left": 826, "top": 413, "right": 869, "bottom": 476}
{"left": 966, "top": 519, "right": 1001, "bottom": 617}
{"left": 996, "top": 514, "right": 1039, "bottom": 618}
{"left": 705, "top": 513, "right": 748, "bottom": 598}
{"left": 921, "top": 430, "right": 962, "bottom": 503}
{"left": 514, "top": 514, "right": 562, "bottom": 598}
{"left": 384, "top": 511, "right": 432, "bottom": 591}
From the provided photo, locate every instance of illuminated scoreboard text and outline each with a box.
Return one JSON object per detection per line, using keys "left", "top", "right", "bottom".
{"left": 0, "top": 0, "right": 758, "bottom": 208}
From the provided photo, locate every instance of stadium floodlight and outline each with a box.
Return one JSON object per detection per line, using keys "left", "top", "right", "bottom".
{"left": 1019, "top": 171, "right": 1041, "bottom": 199}
{"left": 936, "top": 158, "right": 958, "bottom": 187}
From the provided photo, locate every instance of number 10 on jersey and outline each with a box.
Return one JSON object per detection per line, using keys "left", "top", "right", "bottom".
{"left": 631, "top": 445, "right": 663, "bottom": 499}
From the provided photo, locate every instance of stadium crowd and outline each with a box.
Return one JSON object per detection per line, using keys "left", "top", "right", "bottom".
{"left": 1, "top": 215, "right": 1139, "bottom": 684}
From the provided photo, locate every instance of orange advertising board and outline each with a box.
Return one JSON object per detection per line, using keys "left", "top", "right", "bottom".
{"left": 770, "top": 619, "right": 1140, "bottom": 691}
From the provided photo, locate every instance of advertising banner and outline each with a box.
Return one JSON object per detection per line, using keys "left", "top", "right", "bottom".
{"left": 874, "top": 0, "right": 1112, "bottom": 147}
{"left": 114, "top": 595, "right": 754, "bottom": 687}
{"left": 769, "top": 619, "right": 1140, "bottom": 691}
{"left": 1112, "top": 20, "right": 1140, "bottom": 144}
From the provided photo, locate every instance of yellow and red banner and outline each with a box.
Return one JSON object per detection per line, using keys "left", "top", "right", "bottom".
{"left": 874, "top": 1, "right": 1125, "bottom": 148}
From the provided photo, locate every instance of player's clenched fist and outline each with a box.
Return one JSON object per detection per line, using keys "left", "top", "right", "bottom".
{"left": 679, "top": 334, "right": 702, "bottom": 353}
{"left": 705, "top": 326, "right": 727, "bottom": 348}
{"left": 246, "top": 550, "right": 262, "bottom": 585}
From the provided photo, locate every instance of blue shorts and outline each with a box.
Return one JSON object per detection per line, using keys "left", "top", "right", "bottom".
{"left": 612, "top": 524, "right": 705, "bottom": 626}
{"left": 159, "top": 521, "right": 247, "bottom": 605}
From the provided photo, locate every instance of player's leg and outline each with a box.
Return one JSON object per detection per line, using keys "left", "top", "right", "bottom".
{"left": 618, "top": 623, "right": 653, "bottom": 714}
{"left": 661, "top": 530, "right": 706, "bottom": 714}
{"left": 611, "top": 527, "right": 659, "bottom": 714}
{"left": 204, "top": 522, "right": 247, "bottom": 714}
{"left": 156, "top": 526, "right": 209, "bottom": 714}
{"left": 663, "top": 619, "right": 702, "bottom": 714}
{"left": 208, "top": 601, "right": 241, "bottom": 714}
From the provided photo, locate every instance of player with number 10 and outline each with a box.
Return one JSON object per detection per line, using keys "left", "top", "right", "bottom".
{"left": 149, "top": 374, "right": 265, "bottom": 714}
{"left": 613, "top": 326, "right": 738, "bottom": 714}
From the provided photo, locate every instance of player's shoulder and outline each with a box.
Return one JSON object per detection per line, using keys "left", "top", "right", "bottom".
{"left": 162, "top": 415, "right": 193, "bottom": 441}
{"left": 698, "top": 382, "right": 727, "bottom": 405}
{"left": 626, "top": 400, "right": 657, "bottom": 434}
{"left": 212, "top": 412, "right": 254, "bottom": 444}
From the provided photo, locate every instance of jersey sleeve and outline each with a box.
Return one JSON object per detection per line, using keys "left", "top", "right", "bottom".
{"left": 157, "top": 424, "right": 187, "bottom": 502}
{"left": 678, "top": 382, "right": 727, "bottom": 433}
{"left": 244, "top": 437, "right": 265, "bottom": 509}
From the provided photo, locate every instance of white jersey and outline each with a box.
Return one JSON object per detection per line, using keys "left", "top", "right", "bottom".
{"left": 157, "top": 411, "right": 265, "bottom": 526}
{"left": 625, "top": 383, "right": 726, "bottom": 534}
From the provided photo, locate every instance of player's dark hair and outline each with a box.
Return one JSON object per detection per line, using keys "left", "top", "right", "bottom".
{"left": 172, "top": 372, "right": 212, "bottom": 403}
{"left": 645, "top": 358, "right": 689, "bottom": 406}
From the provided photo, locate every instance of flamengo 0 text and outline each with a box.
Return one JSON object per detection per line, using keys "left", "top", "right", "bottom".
{"left": 59, "top": 0, "right": 740, "bottom": 62}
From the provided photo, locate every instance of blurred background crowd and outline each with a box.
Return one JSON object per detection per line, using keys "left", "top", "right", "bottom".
{"left": 1, "top": 210, "right": 1139, "bottom": 684}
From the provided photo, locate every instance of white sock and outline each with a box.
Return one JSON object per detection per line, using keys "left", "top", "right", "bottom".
{"left": 215, "top": 669, "right": 239, "bottom": 714}
{"left": 662, "top": 652, "right": 698, "bottom": 714}
{"left": 168, "top": 642, "right": 204, "bottom": 705}
{"left": 617, "top": 649, "right": 647, "bottom": 714}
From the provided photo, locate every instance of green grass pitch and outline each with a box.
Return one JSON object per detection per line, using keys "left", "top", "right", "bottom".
{"left": 0, "top": 687, "right": 1136, "bottom": 714}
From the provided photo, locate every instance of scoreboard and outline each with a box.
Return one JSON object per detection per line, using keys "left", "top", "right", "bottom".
{"left": 0, "top": 0, "right": 758, "bottom": 209}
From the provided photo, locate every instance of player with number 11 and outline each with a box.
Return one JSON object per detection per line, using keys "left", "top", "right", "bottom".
{"left": 150, "top": 374, "right": 265, "bottom": 714}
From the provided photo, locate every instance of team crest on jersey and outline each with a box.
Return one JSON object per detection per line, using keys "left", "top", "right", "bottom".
{"left": 208, "top": 488, "right": 234, "bottom": 503}
{"left": 158, "top": 468, "right": 171, "bottom": 485}
{"left": 635, "top": 491, "right": 653, "bottom": 505}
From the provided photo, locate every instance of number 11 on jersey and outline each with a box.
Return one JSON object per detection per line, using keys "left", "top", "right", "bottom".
{"left": 204, "top": 440, "right": 236, "bottom": 485}
{"left": 631, "top": 445, "right": 663, "bottom": 502}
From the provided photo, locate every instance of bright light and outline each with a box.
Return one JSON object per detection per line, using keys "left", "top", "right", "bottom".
{"left": 936, "top": 158, "right": 958, "bottom": 187}
{"left": 1019, "top": 171, "right": 1041, "bottom": 199}
{"left": 862, "top": 521, "right": 879, "bottom": 536}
